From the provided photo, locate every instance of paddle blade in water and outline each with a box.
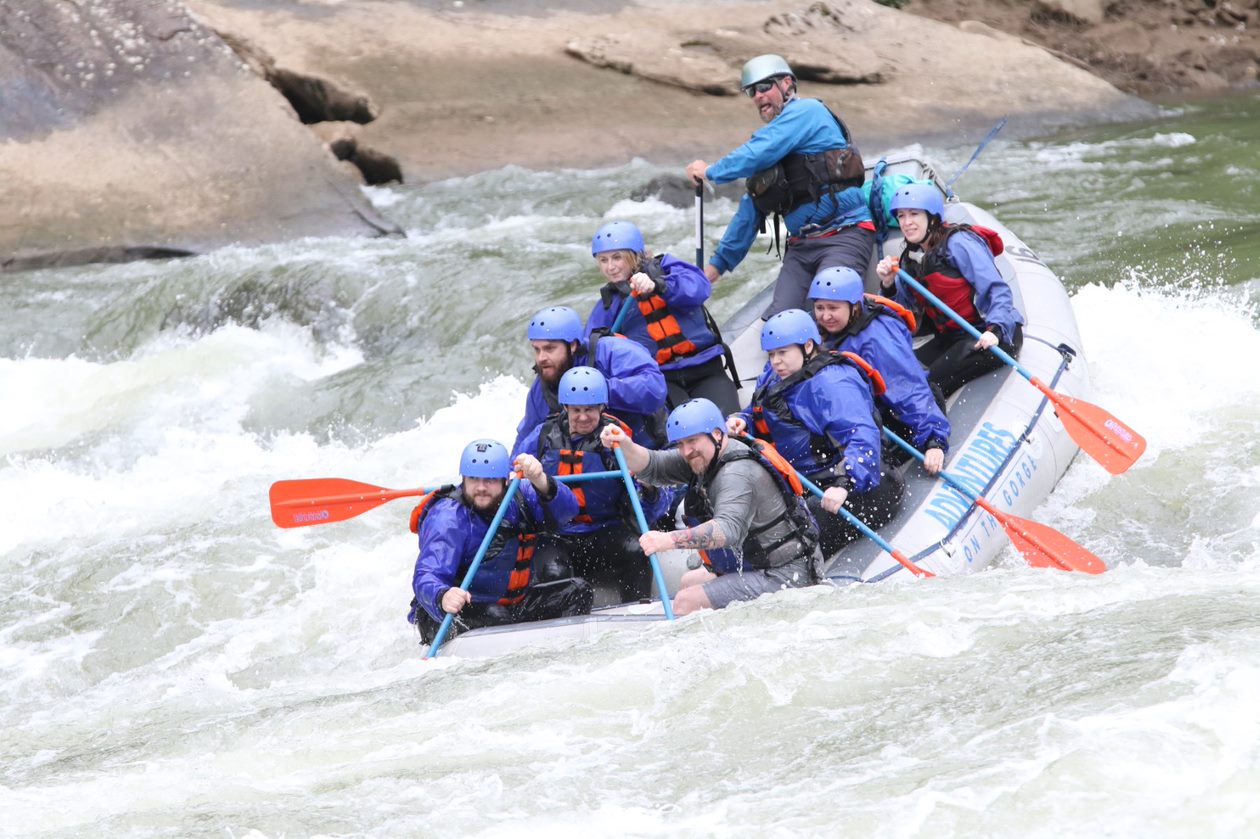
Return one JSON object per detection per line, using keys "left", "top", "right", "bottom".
{"left": 269, "top": 478, "right": 424, "bottom": 528}
{"left": 1002, "top": 511, "right": 1107, "bottom": 574}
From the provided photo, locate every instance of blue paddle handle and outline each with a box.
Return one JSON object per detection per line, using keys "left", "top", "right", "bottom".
{"left": 881, "top": 427, "right": 979, "bottom": 505}
{"left": 794, "top": 470, "right": 902, "bottom": 561}
{"left": 609, "top": 292, "right": 635, "bottom": 334}
{"left": 556, "top": 470, "right": 621, "bottom": 484}
{"left": 612, "top": 445, "right": 675, "bottom": 621}
{"left": 426, "top": 476, "right": 522, "bottom": 658}
{"left": 894, "top": 268, "right": 1029, "bottom": 380}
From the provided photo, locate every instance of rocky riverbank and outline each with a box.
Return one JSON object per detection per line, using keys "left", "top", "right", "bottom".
{"left": 14, "top": 0, "right": 1241, "bottom": 271}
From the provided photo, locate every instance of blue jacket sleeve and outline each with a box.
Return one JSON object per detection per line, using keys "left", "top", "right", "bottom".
{"left": 857, "top": 319, "right": 951, "bottom": 451}
{"left": 593, "top": 337, "right": 667, "bottom": 417}
{"left": 512, "top": 424, "right": 544, "bottom": 460}
{"left": 521, "top": 478, "right": 579, "bottom": 528}
{"left": 513, "top": 380, "right": 550, "bottom": 455}
{"left": 710, "top": 194, "right": 762, "bottom": 275}
{"left": 658, "top": 254, "right": 712, "bottom": 308}
{"left": 803, "top": 370, "right": 882, "bottom": 494}
{"left": 949, "top": 232, "right": 1025, "bottom": 344}
{"left": 412, "top": 501, "right": 469, "bottom": 624}
{"left": 706, "top": 99, "right": 842, "bottom": 183}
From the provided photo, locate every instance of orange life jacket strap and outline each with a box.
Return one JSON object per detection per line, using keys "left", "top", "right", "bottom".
{"left": 498, "top": 531, "right": 535, "bottom": 606}
{"left": 743, "top": 437, "right": 805, "bottom": 496}
{"left": 863, "top": 293, "right": 917, "bottom": 334}
{"left": 751, "top": 405, "right": 773, "bottom": 441}
{"left": 558, "top": 449, "right": 592, "bottom": 523}
{"left": 838, "top": 350, "right": 888, "bottom": 398}
{"left": 409, "top": 490, "right": 439, "bottom": 534}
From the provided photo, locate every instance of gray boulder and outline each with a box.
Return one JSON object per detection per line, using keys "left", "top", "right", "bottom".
{"left": 0, "top": 0, "right": 399, "bottom": 272}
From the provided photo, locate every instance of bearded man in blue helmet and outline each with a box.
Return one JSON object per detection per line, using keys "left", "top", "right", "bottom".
{"left": 513, "top": 305, "right": 667, "bottom": 453}
{"left": 686, "top": 54, "right": 875, "bottom": 320}
{"left": 407, "top": 439, "right": 593, "bottom": 644}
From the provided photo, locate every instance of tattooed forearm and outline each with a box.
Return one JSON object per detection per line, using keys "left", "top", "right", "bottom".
{"left": 671, "top": 521, "right": 729, "bottom": 551}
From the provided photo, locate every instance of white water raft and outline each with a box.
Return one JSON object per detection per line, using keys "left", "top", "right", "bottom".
{"left": 434, "top": 154, "right": 1090, "bottom": 658}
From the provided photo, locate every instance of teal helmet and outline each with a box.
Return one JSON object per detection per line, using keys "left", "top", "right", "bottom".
{"left": 740, "top": 54, "right": 794, "bottom": 90}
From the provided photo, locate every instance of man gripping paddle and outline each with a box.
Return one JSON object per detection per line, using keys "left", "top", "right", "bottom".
{"left": 408, "top": 439, "right": 593, "bottom": 644}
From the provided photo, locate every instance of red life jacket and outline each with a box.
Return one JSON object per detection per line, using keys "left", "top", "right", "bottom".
{"left": 408, "top": 485, "right": 535, "bottom": 606}
{"left": 901, "top": 224, "right": 1004, "bottom": 334}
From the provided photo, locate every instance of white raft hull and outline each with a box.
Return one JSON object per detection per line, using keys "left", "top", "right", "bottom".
{"left": 434, "top": 154, "right": 1089, "bottom": 658}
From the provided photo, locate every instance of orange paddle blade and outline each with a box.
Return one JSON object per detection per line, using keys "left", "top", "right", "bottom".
{"left": 1032, "top": 380, "right": 1146, "bottom": 475}
{"left": 269, "top": 478, "right": 426, "bottom": 528}
{"left": 973, "top": 497, "right": 1106, "bottom": 574}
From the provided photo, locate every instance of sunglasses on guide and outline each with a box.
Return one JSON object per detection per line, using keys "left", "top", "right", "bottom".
{"left": 743, "top": 80, "right": 777, "bottom": 97}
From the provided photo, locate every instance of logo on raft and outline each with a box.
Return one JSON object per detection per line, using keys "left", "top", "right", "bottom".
{"left": 924, "top": 422, "right": 1029, "bottom": 531}
{"left": 294, "top": 510, "right": 331, "bottom": 523}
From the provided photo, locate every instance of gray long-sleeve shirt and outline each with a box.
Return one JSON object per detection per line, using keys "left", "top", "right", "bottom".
{"left": 639, "top": 438, "right": 813, "bottom": 568}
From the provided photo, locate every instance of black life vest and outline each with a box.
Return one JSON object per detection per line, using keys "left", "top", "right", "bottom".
{"left": 683, "top": 440, "right": 820, "bottom": 575}
{"left": 408, "top": 484, "right": 537, "bottom": 606}
{"left": 900, "top": 224, "right": 1004, "bottom": 334}
{"left": 746, "top": 104, "right": 865, "bottom": 218}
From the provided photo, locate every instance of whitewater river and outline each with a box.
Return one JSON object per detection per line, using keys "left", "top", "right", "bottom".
{"left": 3, "top": 94, "right": 1258, "bottom": 837}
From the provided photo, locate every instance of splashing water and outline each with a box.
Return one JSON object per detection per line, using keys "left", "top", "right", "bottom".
{"left": 2, "top": 98, "right": 1259, "bottom": 837}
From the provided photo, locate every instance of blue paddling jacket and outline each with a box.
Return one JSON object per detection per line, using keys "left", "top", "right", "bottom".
{"left": 584, "top": 253, "right": 724, "bottom": 372}
{"left": 734, "top": 353, "right": 883, "bottom": 493}
{"left": 513, "top": 335, "right": 667, "bottom": 453}
{"left": 821, "top": 299, "right": 951, "bottom": 452}
{"left": 705, "top": 97, "right": 872, "bottom": 275}
{"left": 410, "top": 479, "right": 578, "bottom": 625}
{"left": 517, "top": 411, "right": 672, "bottom": 535}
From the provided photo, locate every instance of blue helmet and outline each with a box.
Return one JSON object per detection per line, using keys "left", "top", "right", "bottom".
{"left": 558, "top": 366, "right": 609, "bottom": 406}
{"left": 527, "top": 306, "right": 583, "bottom": 342}
{"left": 761, "top": 308, "right": 821, "bottom": 351}
{"left": 809, "top": 266, "right": 865, "bottom": 304}
{"left": 591, "top": 221, "right": 645, "bottom": 257}
{"left": 459, "top": 438, "right": 511, "bottom": 479}
{"left": 888, "top": 183, "right": 945, "bottom": 220}
{"left": 666, "top": 398, "right": 727, "bottom": 444}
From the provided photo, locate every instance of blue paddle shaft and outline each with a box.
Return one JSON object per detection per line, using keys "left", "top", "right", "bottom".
{"left": 612, "top": 445, "right": 675, "bottom": 621}
{"left": 426, "top": 476, "right": 523, "bottom": 658}
{"left": 609, "top": 291, "right": 635, "bottom": 334}
{"left": 794, "top": 470, "right": 903, "bottom": 561}
{"left": 555, "top": 470, "right": 621, "bottom": 484}
{"left": 882, "top": 427, "right": 981, "bottom": 506}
